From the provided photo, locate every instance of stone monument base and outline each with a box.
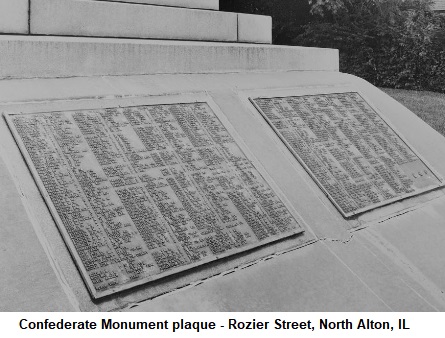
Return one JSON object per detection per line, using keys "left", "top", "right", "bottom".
{"left": 1, "top": 68, "right": 445, "bottom": 311}
{"left": 1, "top": 0, "right": 445, "bottom": 312}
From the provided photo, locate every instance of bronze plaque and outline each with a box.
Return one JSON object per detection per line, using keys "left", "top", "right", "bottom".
{"left": 5, "top": 102, "right": 303, "bottom": 298}
{"left": 251, "top": 92, "right": 443, "bottom": 217}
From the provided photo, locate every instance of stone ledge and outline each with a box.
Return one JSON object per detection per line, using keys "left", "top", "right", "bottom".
{"left": 0, "top": 0, "right": 29, "bottom": 34}
{"left": 90, "top": 0, "right": 219, "bottom": 10}
{"left": 31, "top": 0, "right": 234, "bottom": 42}
{"left": 238, "top": 14, "right": 272, "bottom": 44}
{"left": 0, "top": 36, "right": 339, "bottom": 79}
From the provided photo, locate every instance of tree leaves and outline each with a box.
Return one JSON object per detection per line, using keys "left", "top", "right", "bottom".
{"left": 296, "top": 0, "right": 445, "bottom": 93}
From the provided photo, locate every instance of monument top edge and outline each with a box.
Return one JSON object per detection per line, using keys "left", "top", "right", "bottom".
{"left": 95, "top": 0, "right": 220, "bottom": 10}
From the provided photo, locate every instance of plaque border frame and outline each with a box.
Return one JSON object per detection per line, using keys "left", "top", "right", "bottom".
{"left": 3, "top": 94, "right": 306, "bottom": 299}
{"left": 242, "top": 86, "right": 444, "bottom": 218}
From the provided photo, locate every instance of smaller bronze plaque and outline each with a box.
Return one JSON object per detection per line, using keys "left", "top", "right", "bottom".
{"left": 251, "top": 92, "right": 443, "bottom": 217}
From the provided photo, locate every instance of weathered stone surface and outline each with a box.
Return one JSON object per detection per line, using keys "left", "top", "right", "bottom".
{"left": 0, "top": 0, "right": 29, "bottom": 34}
{"left": 0, "top": 36, "right": 339, "bottom": 79}
{"left": 90, "top": 0, "right": 219, "bottom": 10}
{"left": 31, "top": 0, "right": 236, "bottom": 41}
{"left": 0, "top": 156, "right": 75, "bottom": 311}
{"left": 1, "top": 72, "right": 445, "bottom": 311}
{"left": 238, "top": 13, "right": 272, "bottom": 44}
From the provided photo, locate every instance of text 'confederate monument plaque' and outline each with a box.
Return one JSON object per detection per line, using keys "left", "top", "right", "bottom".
{"left": 6, "top": 102, "right": 302, "bottom": 298}
{"left": 251, "top": 92, "right": 443, "bottom": 217}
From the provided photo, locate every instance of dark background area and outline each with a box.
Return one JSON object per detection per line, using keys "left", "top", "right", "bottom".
{"left": 221, "top": 0, "right": 445, "bottom": 93}
{"left": 221, "top": 0, "right": 312, "bottom": 44}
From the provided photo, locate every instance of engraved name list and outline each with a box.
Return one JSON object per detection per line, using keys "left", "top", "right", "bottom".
{"left": 6, "top": 102, "right": 302, "bottom": 298}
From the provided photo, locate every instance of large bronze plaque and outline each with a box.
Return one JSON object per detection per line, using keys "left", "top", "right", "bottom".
{"left": 251, "top": 92, "right": 443, "bottom": 217}
{"left": 5, "top": 102, "right": 302, "bottom": 298}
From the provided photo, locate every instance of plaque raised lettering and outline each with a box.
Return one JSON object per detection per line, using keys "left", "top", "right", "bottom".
{"left": 5, "top": 101, "right": 302, "bottom": 298}
{"left": 251, "top": 92, "right": 443, "bottom": 217}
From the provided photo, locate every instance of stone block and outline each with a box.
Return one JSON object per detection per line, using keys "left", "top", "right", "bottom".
{"left": 0, "top": 0, "right": 29, "bottom": 34}
{"left": 31, "top": 0, "right": 235, "bottom": 41}
{"left": 433, "top": 0, "right": 445, "bottom": 11}
{"left": 90, "top": 0, "right": 219, "bottom": 10}
{"left": 237, "top": 13, "right": 272, "bottom": 44}
{"left": 0, "top": 36, "right": 339, "bottom": 79}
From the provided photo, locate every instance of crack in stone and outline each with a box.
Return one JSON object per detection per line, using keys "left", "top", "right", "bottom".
{"left": 318, "top": 233, "right": 354, "bottom": 244}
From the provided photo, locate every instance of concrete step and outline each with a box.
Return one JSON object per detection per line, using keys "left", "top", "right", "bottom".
{"left": 0, "top": 36, "right": 339, "bottom": 79}
{"left": 92, "top": 0, "right": 219, "bottom": 10}
{"left": 30, "top": 0, "right": 270, "bottom": 43}
{"left": 0, "top": 0, "right": 29, "bottom": 34}
{"left": 238, "top": 13, "right": 272, "bottom": 44}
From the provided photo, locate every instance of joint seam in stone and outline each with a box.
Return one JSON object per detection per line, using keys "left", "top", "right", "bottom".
{"left": 28, "top": 0, "right": 31, "bottom": 33}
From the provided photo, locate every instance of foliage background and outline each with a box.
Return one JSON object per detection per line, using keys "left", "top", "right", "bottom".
{"left": 221, "top": 0, "right": 445, "bottom": 93}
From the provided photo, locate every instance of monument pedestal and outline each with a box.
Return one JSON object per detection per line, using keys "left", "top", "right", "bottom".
{"left": 1, "top": 0, "right": 445, "bottom": 312}
{"left": 0, "top": 36, "right": 337, "bottom": 80}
